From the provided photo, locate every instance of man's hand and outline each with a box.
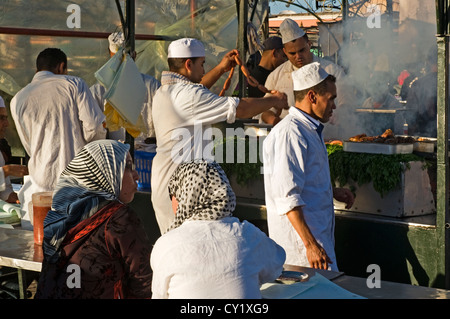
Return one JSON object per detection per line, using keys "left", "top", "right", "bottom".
{"left": 306, "top": 242, "right": 333, "bottom": 270}
{"left": 269, "top": 90, "right": 288, "bottom": 111}
{"left": 218, "top": 49, "right": 239, "bottom": 74}
{"left": 6, "top": 192, "right": 19, "bottom": 204}
{"left": 333, "top": 187, "right": 354, "bottom": 209}
{"left": 287, "top": 207, "right": 333, "bottom": 270}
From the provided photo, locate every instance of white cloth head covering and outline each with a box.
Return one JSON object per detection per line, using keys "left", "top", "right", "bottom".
{"left": 279, "top": 18, "right": 306, "bottom": 44}
{"left": 108, "top": 32, "right": 124, "bottom": 53}
{"left": 0, "top": 96, "right": 5, "bottom": 108}
{"left": 292, "top": 62, "right": 329, "bottom": 91}
{"left": 168, "top": 38, "right": 205, "bottom": 58}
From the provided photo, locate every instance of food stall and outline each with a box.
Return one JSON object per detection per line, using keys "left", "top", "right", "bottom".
{"left": 1, "top": 0, "right": 450, "bottom": 298}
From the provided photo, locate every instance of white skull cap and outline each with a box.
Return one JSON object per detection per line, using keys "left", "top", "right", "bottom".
{"left": 168, "top": 38, "right": 205, "bottom": 58}
{"left": 108, "top": 32, "right": 124, "bottom": 53}
{"left": 279, "top": 18, "right": 306, "bottom": 44}
{"left": 0, "top": 96, "right": 5, "bottom": 108}
{"left": 292, "top": 62, "right": 329, "bottom": 91}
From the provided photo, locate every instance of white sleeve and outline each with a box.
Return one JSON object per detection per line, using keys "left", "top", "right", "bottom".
{"left": 89, "top": 83, "right": 107, "bottom": 112}
{"left": 190, "top": 86, "right": 239, "bottom": 124}
{"left": 0, "top": 167, "right": 6, "bottom": 192}
{"left": 264, "top": 128, "right": 306, "bottom": 215}
{"left": 77, "top": 80, "right": 107, "bottom": 142}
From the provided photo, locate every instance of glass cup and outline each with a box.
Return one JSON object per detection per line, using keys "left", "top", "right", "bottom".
{"left": 32, "top": 192, "right": 53, "bottom": 245}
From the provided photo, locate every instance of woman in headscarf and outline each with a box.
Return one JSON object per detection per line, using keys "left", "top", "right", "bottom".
{"left": 150, "top": 159, "right": 285, "bottom": 299}
{"left": 35, "top": 140, "right": 152, "bottom": 299}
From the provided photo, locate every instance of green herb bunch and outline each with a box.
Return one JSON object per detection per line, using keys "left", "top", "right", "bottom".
{"left": 214, "top": 136, "right": 263, "bottom": 186}
{"left": 327, "top": 144, "right": 428, "bottom": 197}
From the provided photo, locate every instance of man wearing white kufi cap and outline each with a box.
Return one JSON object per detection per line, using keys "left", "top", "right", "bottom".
{"left": 151, "top": 37, "right": 288, "bottom": 234}
{"left": 263, "top": 62, "right": 354, "bottom": 271}
{"left": 260, "top": 18, "right": 346, "bottom": 131}
{"left": 90, "top": 31, "right": 161, "bottom": 142}
{"left": 0, "top": 96, "right": 28, "bottom": 204}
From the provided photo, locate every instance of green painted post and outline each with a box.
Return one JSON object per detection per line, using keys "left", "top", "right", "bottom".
{"left": 436, "top": 33, "right": 450, "bottom": 289}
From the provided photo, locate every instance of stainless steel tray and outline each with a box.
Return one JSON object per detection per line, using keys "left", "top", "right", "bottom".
{"left": 397, "top": 136, "right": 436, "bottom": 153}
{"left": 343, "top": 141, "right": 413, "bottom": 154}
{"left": 413, "top": 140, "right": 435, "bottom": 153}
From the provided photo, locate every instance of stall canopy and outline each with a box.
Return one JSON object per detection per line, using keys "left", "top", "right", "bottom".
{"left": 0, "top": 0, "right": 269, "bottom": 155}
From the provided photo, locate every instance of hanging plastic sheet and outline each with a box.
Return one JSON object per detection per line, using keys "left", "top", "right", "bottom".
{"left": 95, "top": 50, "right": 147, "bottom": 137}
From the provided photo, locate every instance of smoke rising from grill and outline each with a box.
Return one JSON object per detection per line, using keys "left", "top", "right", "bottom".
{"left": 321, "top": 0, "right": 438, "bottom": 141}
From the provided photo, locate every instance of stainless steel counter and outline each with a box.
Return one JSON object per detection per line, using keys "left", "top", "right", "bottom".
{"left": 0, "top": 227, "right": 42, "bottom": 272}
{"left": 0, "top": 227, "right": 42, "bottom": 299}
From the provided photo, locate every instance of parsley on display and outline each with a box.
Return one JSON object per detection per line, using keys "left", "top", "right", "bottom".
{"left": 327, "top": 144, "right": 430, "bottom": 197}
{"left": 214, "top": 139, "right": 430, "bottom": 198}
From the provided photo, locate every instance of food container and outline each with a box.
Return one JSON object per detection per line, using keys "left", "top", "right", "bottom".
{"left": 343, "top": 141, "right": 413, "bottom": 154}
{"left": 396, "top": 135, "right": 436, "bottom": 153}
{"left": 333, "top": 162, "right": 435, "bottom": 217}
{"left": 413, "top": 138, "right": 436, "bottom": 153}
{"left": 276, "top": 271, "right": 309, "bottom": 284}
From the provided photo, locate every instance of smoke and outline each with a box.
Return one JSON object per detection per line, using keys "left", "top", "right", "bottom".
{"left": 321, "top": 1, "right": 438, "bottom": 140}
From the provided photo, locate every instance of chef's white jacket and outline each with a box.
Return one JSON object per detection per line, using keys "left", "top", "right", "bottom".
{"left": 90, "top": 73, "right": 161, "bottom": 140}
{"left": 10, "top": 71, "right": 106, "bottom": 229}
{"left": 151, "top": 71, "right": 239, "bottom": 234}
{"left": 150, "top": 216, "right": 286, "bottom": 299}
{"left": 263, "top": 107, "right": 338, "bottom": 271}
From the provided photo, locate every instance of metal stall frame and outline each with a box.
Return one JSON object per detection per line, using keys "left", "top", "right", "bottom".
{"left": 435, "top": 0, "right": 450, "bottom": 290}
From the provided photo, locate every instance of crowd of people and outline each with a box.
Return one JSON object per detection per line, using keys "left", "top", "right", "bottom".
{"left": 4, "top": 19, "right": 361, "bottom": 299}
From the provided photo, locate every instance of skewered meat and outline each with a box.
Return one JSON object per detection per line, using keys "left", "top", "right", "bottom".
{"left": 349, "top": 134, "right": 367, "bottom": 142}
{"left": 348, "top": 129, "right": 415, "bottom": 144}
{"left": 381, "top": 129, "right": 393, "bottom": 138}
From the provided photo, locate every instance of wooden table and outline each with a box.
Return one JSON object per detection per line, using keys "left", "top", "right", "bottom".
{"left": 0, "top": 227, "right": 42, "bottom": 298}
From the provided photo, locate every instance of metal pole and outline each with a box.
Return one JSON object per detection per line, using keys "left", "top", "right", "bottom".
{"left": 436, "top": 34, "right": 449, "bottom": 289}
{"left": 125, "top": 0, "right": 135, "bottom": 156}
{"left": 238, "top": 0, "right": 248, "bottom": 98}
{"left": 191, "top": 0, "right": 196, "bottom": 31}
{"left": 435, "top": 0, "right": 450, "bottom": 289}
{"left": 125, "top": 0, "right": 135, "bottom": 53}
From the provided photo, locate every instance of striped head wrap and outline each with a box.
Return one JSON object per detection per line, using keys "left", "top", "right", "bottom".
{"left": 167, "top": 159, "right": 236, "bottom": 232}
{"left": 42, "top": 139, "right": 130, "bottom": 262}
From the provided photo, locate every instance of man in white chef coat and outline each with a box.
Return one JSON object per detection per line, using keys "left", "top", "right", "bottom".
{"left": 260, "top": 18, "right": 346, "bottom": 128}
{"left": 0, "top": 96, "right": 28, "bottom": 203}
{"left": 263, "top": 62, "right": 354, "bottom": 271}
{"left": 90, "top": 32, "right": 161, "bottom": 142}
{"left": 11, "top": 48, "right": 106, "bottom": 229}
{"left": 151, "top": 38, "right": 288, "bottom": 234}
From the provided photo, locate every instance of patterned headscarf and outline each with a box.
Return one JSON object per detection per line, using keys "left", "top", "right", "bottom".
{"left": 42, "top": 139, "right": 130, "bottom": 262}
{"left": 167, "top": 160, "right": 236, "bottom": 232}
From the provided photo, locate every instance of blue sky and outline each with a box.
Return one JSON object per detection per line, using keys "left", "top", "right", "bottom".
{"left": 269, "top": 1, "right": 306, "bottom": 15}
